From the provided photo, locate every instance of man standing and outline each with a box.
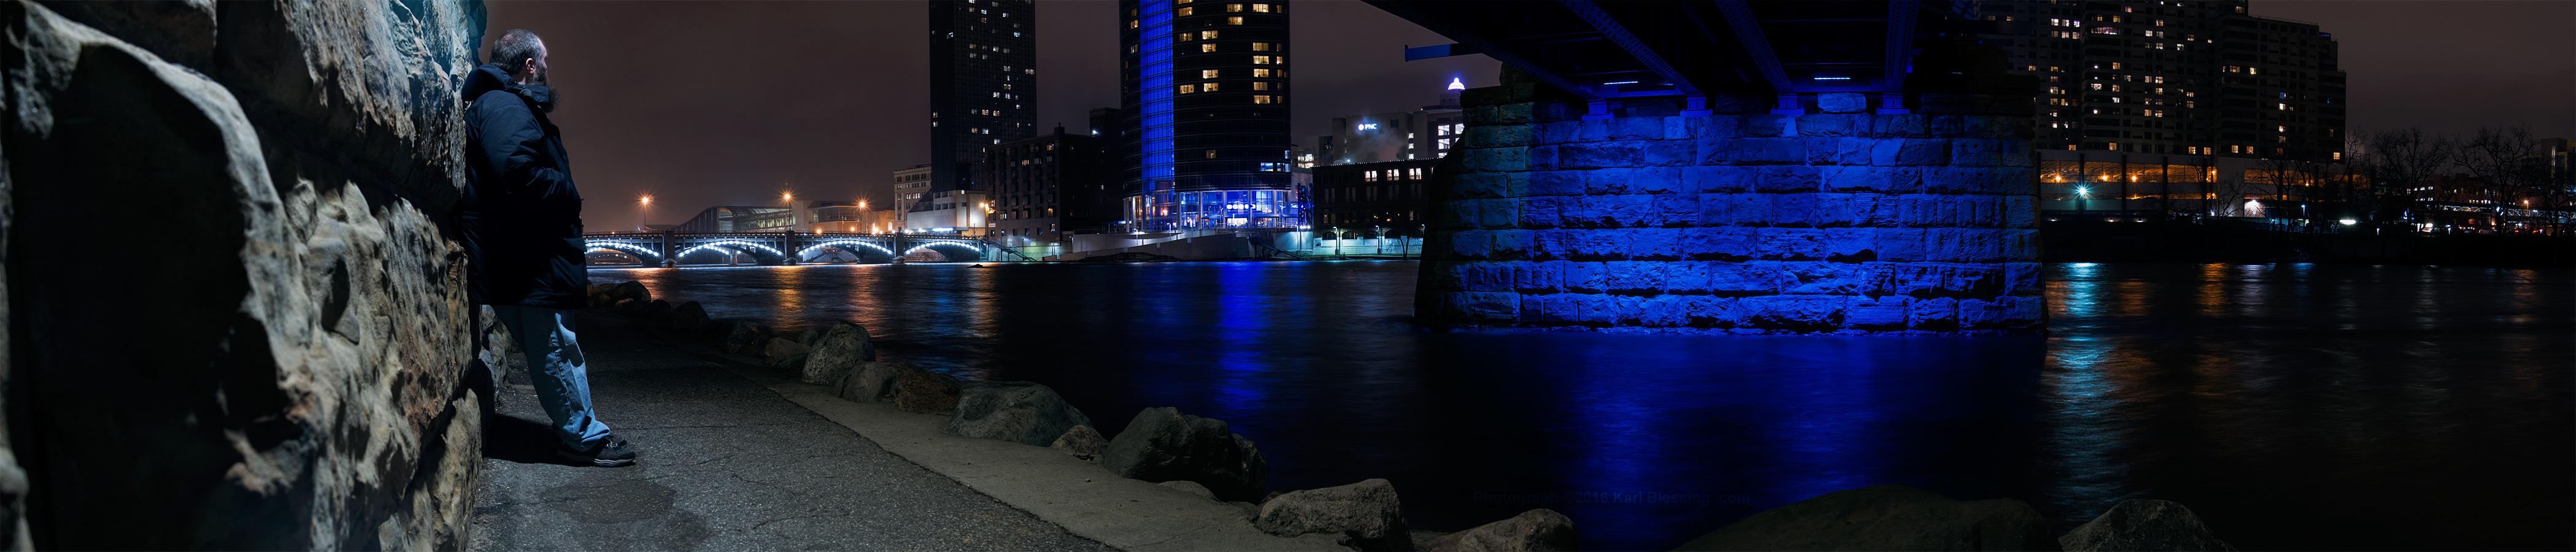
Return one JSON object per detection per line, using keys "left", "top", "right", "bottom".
{"left": 461, "top": 29, "right": 638, "bottom": 467}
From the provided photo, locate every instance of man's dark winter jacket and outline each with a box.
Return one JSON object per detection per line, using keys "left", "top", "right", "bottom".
{"left": 460, "top": 63, "right": 585, "bottom": 310}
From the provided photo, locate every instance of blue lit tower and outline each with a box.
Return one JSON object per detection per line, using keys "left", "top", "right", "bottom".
{"left": 929, "top": 0, "right": 1038, "bottom": 199}
{"left": 1120, "top": 0, "right": 1300, "bottom": 231}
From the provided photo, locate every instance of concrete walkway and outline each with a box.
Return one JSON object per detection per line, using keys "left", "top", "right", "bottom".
{"left": 468, "top": 311, "right": 1354, "bottom": 551}
{"left": 466, "top": 313, "right": 1111, "bottom": 551}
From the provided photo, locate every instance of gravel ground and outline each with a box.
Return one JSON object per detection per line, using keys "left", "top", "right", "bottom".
{"left": 466, "top": 312, "right": 1112, "bottom": 551}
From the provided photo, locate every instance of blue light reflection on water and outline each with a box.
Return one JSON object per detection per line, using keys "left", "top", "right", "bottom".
{"left": 598, "top": 261, "right": 2572, "bottom": 551}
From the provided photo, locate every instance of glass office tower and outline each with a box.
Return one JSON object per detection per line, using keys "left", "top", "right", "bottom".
{"left": 1120, "top": 0, "right": 1301, "bottom": 231}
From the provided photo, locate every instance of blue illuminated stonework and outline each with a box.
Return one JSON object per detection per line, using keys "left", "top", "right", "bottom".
{"left": 1419, "top": 78, "right": 2045, "bottom": 334}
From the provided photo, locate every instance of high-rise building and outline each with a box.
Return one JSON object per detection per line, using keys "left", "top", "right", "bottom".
{"left": 1980, "top": 0, "right": 2347, "bottom": 163}
{"left": 928, "top": 0, "right": 1038, "bottom": 202}
{"left": 1314, "top": 79, "right": 1466, "bottom": 166}
{"left": 987, "top": 126, "right": 1124, "bottom": 244}
{"left": 1119, "top": 0, "right": 1301, "bottom": 231}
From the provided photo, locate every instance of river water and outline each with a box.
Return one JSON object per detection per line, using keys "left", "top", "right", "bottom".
{"left": 592, "top": 261, "right": 2571, "bottom": 551}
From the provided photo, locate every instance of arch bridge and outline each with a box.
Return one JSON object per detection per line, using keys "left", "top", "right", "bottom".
{"left": 582, "top": 232, "right": 1008, "bottom": 267}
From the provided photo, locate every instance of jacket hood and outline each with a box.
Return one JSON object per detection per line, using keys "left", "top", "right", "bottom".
{"left": 462, "top": 63, "right": 512, "bottom": 101}
{"left": 463, "top": 63, "right": 555, "bottom": 113}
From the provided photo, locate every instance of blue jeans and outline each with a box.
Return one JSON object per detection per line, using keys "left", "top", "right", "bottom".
{"left": 493, "top": 305, "right": 614, "bottom": 448}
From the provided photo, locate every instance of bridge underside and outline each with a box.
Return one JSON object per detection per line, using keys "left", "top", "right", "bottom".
{"left": 1379, "top": 1, "right": 2045, "bottom": 334}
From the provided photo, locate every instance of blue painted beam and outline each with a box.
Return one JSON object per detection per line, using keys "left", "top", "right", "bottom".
{"left": 1559, "top": 0, "right": 1702, "bottom": 97}
{"left": 1403, "top": 43, "right": 1476, "bottom": 61}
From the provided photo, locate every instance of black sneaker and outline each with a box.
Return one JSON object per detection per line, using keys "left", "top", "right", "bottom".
{"left": 558, "top": 435, "right": 639, "bottom": 467}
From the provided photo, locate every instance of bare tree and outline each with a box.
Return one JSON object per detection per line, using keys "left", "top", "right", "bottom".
{"left": 2353, "top": 128, "right": 2455, "bottom": 231}
{"left": 2459, "top": 126, "right": 2543, "bottom": 232}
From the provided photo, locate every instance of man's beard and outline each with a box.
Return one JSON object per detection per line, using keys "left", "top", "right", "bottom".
{"left": 531, "top": 67, "right": 558, "bottom": 113}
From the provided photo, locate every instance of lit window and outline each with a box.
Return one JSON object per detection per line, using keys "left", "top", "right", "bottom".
{"left": 1203, "top": 82, "right": 1219, "bottom": 91}
{"left": 1202, "top": 69, "right": 1220, "bottom": 79}
{"left": 1201, "top": 44, "right": 1216, "bottom": 52}
{"left": 1228, "top": 16, "right": 1243, "bottom": 25}
{"left": 1228, "top": 4, "right": 1244, "bottom": 12}
{"left": 1206, "top": 150, "right": 1219, "bottom": 158}
{"left": 2332, "top": 152, "right": 2342, "bottom": 159}
{"left": 1409, "top": 168, "right": 1424, "bottom": 179}
{"left": 1178, "top": 84, "right": 1196, "bottom": 93}
{"left": 1252, "top": 95, "right": 1273, "bottom": 104}
{"left": 1252, "top": 82, "right": 1270, "bottom": 90}
{"left": 1252, "top": 4, "right": 1270, "bottom": 12}
{"left": 1252, "top": 56, "right": 1270, "bottom": 64}
{"left": 1177, "top": 6, "right": 1193, "bottom": 15}
{"left": 1201, "top": 30, "right": 1219, "bottom": 39}
{"left": 1364, "top": 171, "right": 1378, "bottom": 182}
{"left": 1177, "top": 32, "right": 1192, "bottom": 41}
{"left": 1252, "top": 42, "right": 1270, "bottom": 51}
{"left": 1252, "top": 68, "right": 1272, "bottom": 77}
{"left": 2278, "top": 103, "right": 2289, "bottom": 110}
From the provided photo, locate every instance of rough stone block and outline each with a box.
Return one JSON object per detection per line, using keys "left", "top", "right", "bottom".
{"left": 1629, "top": 228, "right": 1687, "bottom": 259}
{"left": 1686, "top": 164, "right": 1756, "bottom": 193}
{"left": 1730, "top": 194, "right": 1772, "bottom": 226}
{"left": 1559, "top": 140, "right": 1643, "bottom": 169}
{"left": 1470, "top": 125, "right": 1532, "bottom": 147}
{"left": 1908, "top": 297, "right": 1961, "bottom": 331}
{"left": 1957, "top": 296, "right": 2042, "bottom": 330}
{"left": 1440, "top": 199, "right": 1481, "bottom": 228}
{"left": 1599, "top": 261, "right": 1663, "bottom": 292}
{"left": 1757, "top": 228, "right": 1829, "bottom": 260}
{"left": 1817, "top": 93, "right": 1870, "bottom": 113}
{"left": 1476, "top": 199, "right": 1519, "bottom": 229}
{"left": 1758, "top": 165, "right": 1821, "bottom": 193}
{"left": 2003, "top": 262, "right": 2043, "bottom": 296}
{"left": 1872, "top": 228, "right": 1924, "bottom": 262}
{"left": 1795, "top": 113, "right": 1862, "bottom": 137}
{"left": 1733, "top": 138, "right": 1805, "bottom": 165}
{"left": 1694, "top": 138, "right": 1738, "bottom": 166}
{"left": 1518, "top": 196, "right": 1566, "bottom": 229}
{"left": 1800, "top": 137, "right": 1873, "bottom": 166}
{"left": 1529, "top": 170, "right": 1588, "bottom": 196}
{"left": 2003, "top": 229, "right": 2040, "bottom": 262}
{"left": 1469, "top": 147, "right": 1530, "bottom": 172}
{"left": 1683, "top": 295, "right": 1740, "bottom": 328}
{"left": 1706, "top": 262, "right": 1784, "bottom": 293}
{"left": 1844, "top": 296, "right": 1910, "bottom": 330}
{"left": 1857, "top": 193, "right": 1903, "bottom": 228}
{"left": 1741, "top": 113, "right": 1791, "bottom": 137}
{"left": 1452, "top": 291, "right": 1522, "bottom": 322}
{"left": 1820, "top": 227, "right": 1877, "bottom": 260}
{"left": 1776, "top": 261, "right": 1874, "bottom": 295}
{"left": 1449, "top": 231, "right": 1492, "bottom": 259}
{"left": 1822, "top": 166, "right": 1917, "bottom": 194}
{"left": 1954, "top": 195, "right": 2002, "bottom": 228}
{"left": 1868, "top": 114, "right": 1929, "bottom": 138}
{"left": 1738, "top": 295, "right": 1847, "bottom": 331}
{"left": 1768, "top": 193, "right": 1817, "bottom": 226}
{"left": 1643, "top": 139, "right": 1694, "bottom": 167}
{"left": 1518, "top": 261, "right": 1567, "bottom": 291}
{"left": 1560, "top": 261, "right": 1610, "bottom": 292}
{"left": 1531, "top": 121, "right": 1581, "bottom": 145}
{"left": 1896, "top": 139, "right": 1951, "bottom": 166}
{"left": 1525, "top": 144, "right": 1559, "bottom": 171}
{"left": 2002, "top": 196, "right": 2037, "bottom": 228}
{"left": 1490, "top": 229, "right": 1533, "bottom": 259}
{"left": 1926, "top": 115, "right": 1967, "bottom": 137}
{"left": 1654, "top": 193, "right": 1699, "bottom": 225}
{"left": 1634, "top": 295, "right": 1691, "bottom": 327}
{"left": 1610, "top": 117, "right": 1664, "bottom": 140}
{"left": 1680, "top": 227, "right": 1758, "bottom": 260}
{"left": 1810, "top": 194, "right": 1865, "bottom": 228}
{"left": 1452, "top": 172, "right": 1505, "bottom": 199}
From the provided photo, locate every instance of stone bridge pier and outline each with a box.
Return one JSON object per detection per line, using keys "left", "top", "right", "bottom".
{"left": 1419, "top": 77, "right": 2045, "bottom": 334}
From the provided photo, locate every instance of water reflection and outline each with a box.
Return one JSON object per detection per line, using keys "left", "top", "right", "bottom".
{"left": 595, "top": 262, "right": 2571, "bottom": 551}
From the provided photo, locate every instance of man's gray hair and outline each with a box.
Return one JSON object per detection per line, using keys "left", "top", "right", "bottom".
{"left": 492, "top": 29, "right": 543, "bottom": 71}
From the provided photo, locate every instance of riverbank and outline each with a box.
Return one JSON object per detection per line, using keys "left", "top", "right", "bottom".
{"left": 2043, "top": 219, "right": 2574, "bottom": 266}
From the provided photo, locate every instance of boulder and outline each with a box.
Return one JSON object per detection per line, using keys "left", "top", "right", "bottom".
{"left": 1101, "top": 407, "right": 1270, "bottom": 502}
{"left": 638, "top": 299, "right": 672, "bottom": 318}
{"left": 610, "top": 298, "right": 643, "bottom": 313}
{"left": 720, "top": 320, "right": 770, "bottom": 354}
{"left": 586, "top": 283, "right": 615, "bottom": 309}
{"left": 833, "top": 361, "right": 902, "bottom": 402}
{"left": 801, "top": 320, "right": 877, "bottom": 385}
{"left": 1254, "top": 478, "right": 1411, "bottom": 552}
{"left": 890, "top": 368, "right": 964, "bottom": 415}
{"left": 1671, "top": 485, "right": 2059, "bottom": 551}
{"left": 1421, "top": 508, "right": 1579, "bottom": 552}
{"left": 1051, "top": 424, "right": 1106, "bottom": 461}
{"left": 795, "top": 328, "right": 822, "bottom": 345}
{"left": 773, "top": 353, "right": 809, "bottom": 375}
{"left": 2060, "top": 499, "right": 2235, "bottom": 552}
{"left": 761, "top": 337, "right": 811, "bottom": 366}
{"left": 664, "top": 301, "right": 709, "bottom": 333}
{"left": 0, "top": 1, "right": 488, "bottom": 548}
{"left": 943, "top": 381, "right": 1091, "bottom": 446}
{"left": 1160, "top": 480, "right": 1217, "bottom": 500}
{"left": 609, "top": 280, "right": 651, "bottom": 304}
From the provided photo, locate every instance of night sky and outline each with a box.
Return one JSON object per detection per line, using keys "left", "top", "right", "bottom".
{"left": 482, "top": 1, "right": 2570, "bottom": 231}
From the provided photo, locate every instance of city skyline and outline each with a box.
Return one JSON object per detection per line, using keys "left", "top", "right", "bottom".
{"left": 482, "top": 1, "right": 2569, "bottom": 228}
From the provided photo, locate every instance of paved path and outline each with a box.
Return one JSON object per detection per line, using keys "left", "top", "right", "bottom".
{"left": 465, "top": 313, "right": 1111, "bottom": 551}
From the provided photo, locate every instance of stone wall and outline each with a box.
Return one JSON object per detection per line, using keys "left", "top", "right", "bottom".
{"left": 1419, "top": 69, "right": 2045, "bottom": 334}
{"left": 1, "top": 0, "right": 488, "bottom": 549}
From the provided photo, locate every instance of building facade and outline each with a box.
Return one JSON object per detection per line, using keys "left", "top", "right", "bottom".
{"left": 1120, "top": 0, "right": 1301, "bottom": 231}
{"left": 928, "top": 0, "right": 1038, "bottom": 200}
{"left": 1978, "top": 0, "right": 2346, "bottom": 163}
{"left": 1315, "top": 79, "right": 1465, "bottom": 166}
{"left": 1311, "top": 158, "right": 1435, "bottom": 238}
{"left": 673, "top": 206, "right": 791, "bottom": 234}
{"left": 987, "top": 126, "right": 1124, "bottom": 243}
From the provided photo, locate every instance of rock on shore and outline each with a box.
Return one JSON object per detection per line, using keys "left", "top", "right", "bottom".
{"left": 1051, "top": 424, "right": 1106, "bottom": 461}
{"left": 944, "top": 381, "right": 1090, "bottom": 445}
{"left": 1421, "top": 508, "right": 1579, "bottom": 552}
{"left": 1254, "top": 478, "right": 1411, "bottom": 552}
{"left": 1101, "top": 407, "right": 1271, "bottom": 502}
{"left": 892, "top": 368, "right": 964, "bottom": 415}
{"left": 2060, "top": 499, "right": 2235, "bottom": 551}
{"left": 719, "top": 320, "right": 770, "bottom": 353}
{"left": 664, "top": 301, "right": 709, "bottom": 333}
{"left": 802, "top": 321, "right": 877, "bottom": 385}
{"left": 1672, "top": 485, "right": 2059, "bottom": 551}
